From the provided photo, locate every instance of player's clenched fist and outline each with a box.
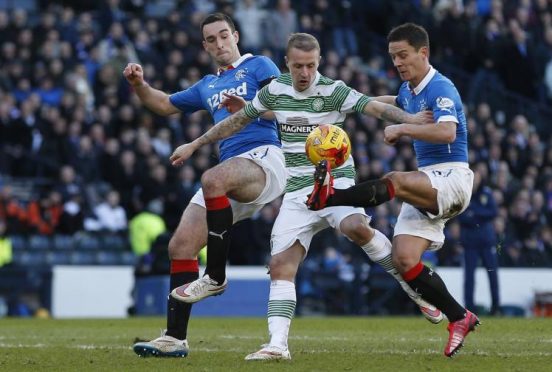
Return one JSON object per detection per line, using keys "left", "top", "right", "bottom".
{"left": 383, "top": 124, "right": 404, "bottom": 145}
{"left": 123, "top": 63, "right": 145, "bottom": 87}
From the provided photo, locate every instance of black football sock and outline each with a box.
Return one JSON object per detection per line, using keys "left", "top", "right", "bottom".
{"left": 328, "top": 178, "right": 395, "bottom": 207}
{"left": 403, "top": 262, "right": 466, "bottom": 322}
{"left": 166, "top": 259, "right": 199, "bottom": 340}
{"left": 204, "top": 195, "right": 233, "bottom": 285}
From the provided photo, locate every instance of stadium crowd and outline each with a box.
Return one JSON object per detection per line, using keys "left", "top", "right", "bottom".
{"left": 0, "top": 0, "right": 551, "bottom": 284}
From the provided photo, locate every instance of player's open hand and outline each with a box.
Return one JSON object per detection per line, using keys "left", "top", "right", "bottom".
{"left": 413, "top": 110, "right": 434, "bottom": 124}
{"left": 384, "top": 124, "right": 404, "bottom": 145}
{"left": 170, "top": 143, "right": 198, "bottom": 167}
{"left": 123, "top": 63, "right": 145, "bottom": 87}
{"left": 219, "top": 93, "right": 247, "bottom": 113}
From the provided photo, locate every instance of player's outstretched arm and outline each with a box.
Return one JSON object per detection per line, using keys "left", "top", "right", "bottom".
{"left": 219, "top": 93, "right": 275, "bottom": 120}
{"left": 384, "top": 121, "right": 457, "bottom": 145}
{"left": 363, "top": 100, "right": 433, "bottom": 124}
{"left": 169, "top": 109, "right": 253, "bottom": 166}
{"left": 123, "top": 63, "right": 179, "bottom": 116}
{"left": 371, "top": 95, "right": 398, "bottom": 105}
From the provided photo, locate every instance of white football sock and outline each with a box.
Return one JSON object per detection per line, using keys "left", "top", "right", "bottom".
{"left": 361, "top": 230, "right": 427, "bottom": 305}
{"left": 267, "top": 280, "right": 296, "bottom": 350}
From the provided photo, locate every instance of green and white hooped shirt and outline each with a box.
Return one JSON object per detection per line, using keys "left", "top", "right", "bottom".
{"left": 244, "top": 72, "right": 372, "bottom": 199}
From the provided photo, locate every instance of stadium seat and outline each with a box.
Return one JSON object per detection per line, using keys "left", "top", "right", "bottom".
{"left": 28, "top": 235, "right": 52, "bottom": 250}
{"left": 8, "top": 235, "right": 28, "bottom": 251}
{"left": 96, "top": 251, "right": 120, "bottom": 265}
{"left": 45, "top": 251, "right": 71, "bottom": 266}
{"left": 74, "top": 234, "right": 101, "bottom": 250}
{"left": 69, "top": 251, "right": 97, "bottom": 265}
{"left": 52, "top": 235, "right": 75, "bottom": 250}
{"left": 13, "top": 251, "right": 48, "bottom": 266}
{"left": 101, "top": 233, "right": 129, "bottom": 251}
{"left": 118, "top": 251, "right": 138, "bottom": 266}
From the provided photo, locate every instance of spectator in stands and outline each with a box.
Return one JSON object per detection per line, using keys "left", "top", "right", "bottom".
{"left": 73, "top": 135, "right": 101, "bottom": 183}
{"left": 234, "top": 0, "right": 268, "bottom": 54}
{"left": 27, "top": 190, "right": 63, "bottom": 235}
{"left": 58, "top": 191, "right": 85, "bottom": 234}
{"left": 85, "top": 189, "right": 127, "bottom": 233}
{"left": 265, "top": 0, "right": 298, "bottom": 61}
{"left": 497, "top": 19, "right": 538, "bottom": 98}
{"left": 36, "top": 113, "right": 73, "bottom": 178}
{"left": 458, "top": 167, "right": 500, "bottom": 315}
{"left": 129, "top": 199, "right": 166, "bottom": 257}
{"left": 438, "top": 221, "right": 463, "bottom": 267}
{"left": 0, "top": 220, "right": 12, "bottom": 267}
{"left": 111, "top": 149, "right": 143, "bottom": 214}
{"left": 54, "top": 165, "right": 84, "bottom": 202}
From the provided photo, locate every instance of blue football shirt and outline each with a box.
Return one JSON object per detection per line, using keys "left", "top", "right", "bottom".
{"left": 396, "top": 67, "right": 468, "bottom": 167}
{"left": 169, "top": 54, "right": 281, "bottom": 161}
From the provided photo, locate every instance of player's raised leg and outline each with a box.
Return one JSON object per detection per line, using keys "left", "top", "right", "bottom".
{"left": 307, "top": 160, "right": 395, "bottom": 211}
{"left": 172, "top": 154, "right": 277, "bottom": 303}
{"left": 339, "top": 214, "right": 443, "bottom": 324}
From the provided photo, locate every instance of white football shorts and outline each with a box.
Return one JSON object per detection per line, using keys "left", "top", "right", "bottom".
{"left": 191, "top": 144, "right": 287, "bottom": 223}
{"left": 271, "top": 178, "right": 369, "bottom": 256}
{"left": 394, "top": 162, "right": 474, "bottom": 250}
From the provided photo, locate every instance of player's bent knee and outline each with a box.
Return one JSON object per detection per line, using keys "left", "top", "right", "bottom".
{"left": 200, "top": 170, "right": 220, "bottom": 192}
{"left": 269, "top": 257, "right": 298, "bottom": 281}
{"left": 391, "top": 250, "right": 418, "bottom": 274}
{"left": 268, "top": 263, "right": 295, "bottom": 281}
{"left": 384, "top": 171, "right": 403, "bottom": 192}
{"left": 341, "top": 216, "right": 373, "bottom": 244}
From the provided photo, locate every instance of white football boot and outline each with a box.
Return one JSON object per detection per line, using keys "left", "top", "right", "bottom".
{"left": 171, "top": 274, "right": 227, "bottom": 303}
{"left": 133, "top": 331, "right": 189, "bottom": 357}
{"left": 245, "top": 344, "right": 291, "bottom": 361}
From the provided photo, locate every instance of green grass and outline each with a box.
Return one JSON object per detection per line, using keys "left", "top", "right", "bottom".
{"left": 1, "top": 316, "right": 551, "bottom": 371}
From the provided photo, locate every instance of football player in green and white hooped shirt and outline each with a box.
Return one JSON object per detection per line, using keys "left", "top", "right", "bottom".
{"left": 169, "top": 33, "right": 439, "bottom": 360}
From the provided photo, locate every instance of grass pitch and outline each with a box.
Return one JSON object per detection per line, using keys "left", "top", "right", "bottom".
{"left": 1, "top": 316, "right": 551, "bottom": 371}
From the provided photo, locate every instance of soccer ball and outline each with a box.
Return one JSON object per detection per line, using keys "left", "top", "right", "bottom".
{"left": 305, "top": 124, "right": 351, "bottom": 168}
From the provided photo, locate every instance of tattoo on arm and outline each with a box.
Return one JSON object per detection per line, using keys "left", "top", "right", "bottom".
{"left": 380, "top": 105, "right": 414, "bottom": 123}
{"left": 196, "top": 109, "right": 251, "bottom": 146}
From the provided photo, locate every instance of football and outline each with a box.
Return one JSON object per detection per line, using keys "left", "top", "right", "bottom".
{"left": 305, "top": 124, "right": 352, "bottom": 168}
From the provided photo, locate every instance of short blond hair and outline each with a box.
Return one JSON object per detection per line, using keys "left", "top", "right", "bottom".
{"left": 286, "top": 33, "right": 320, "bottom": 55}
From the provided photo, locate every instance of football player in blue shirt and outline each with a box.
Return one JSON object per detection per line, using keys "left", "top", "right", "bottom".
{"left": 307, "top": 23, "right": 480, "bottom": 357}
{"left": 125, "top": 13, "right": 286, "bottom": 358}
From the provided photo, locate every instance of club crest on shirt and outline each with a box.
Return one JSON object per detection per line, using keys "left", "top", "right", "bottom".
{"left": 436, "top": 97, "right": 454, "bottom": 113}
{"left": 312, "top": 97, "right": 324, "bottom": 112}
{"left": 418, "top": 99, "right": 427, "bottom": 112}
{"left": 235, "top": 68, "right": 248, "bottom": 81}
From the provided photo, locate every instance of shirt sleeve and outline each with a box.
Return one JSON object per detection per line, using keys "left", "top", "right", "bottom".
{"left": 255, "top": 56, "right": 280, "bottom": 88}
{"left": 335, "top": 82, "right": 372, "bottom": 114}
{"left": 395, "top": 92, "right": 403, "bottom": 109}
{"left": 427, "top": 81, "right": 460, "bottom": 124}
{"left": 243, "top": 84, "right": 272, "bottom": 119}
{"left": 168, "top": 80, "right": 205, "bottom": 113}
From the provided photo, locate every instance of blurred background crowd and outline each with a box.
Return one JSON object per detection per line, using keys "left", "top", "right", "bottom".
{"left": 1, "top": 0, "right": 552, "bottom": 315}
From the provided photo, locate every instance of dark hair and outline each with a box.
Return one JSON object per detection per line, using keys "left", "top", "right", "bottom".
{"left": 200, "top": 13, "right": 236, "bottom": 37}
{"left": 286, "top": 33, "right": 320, "bottom": 54}
{"left": 387, "top": 23, "right": 430, "bottom": 51}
